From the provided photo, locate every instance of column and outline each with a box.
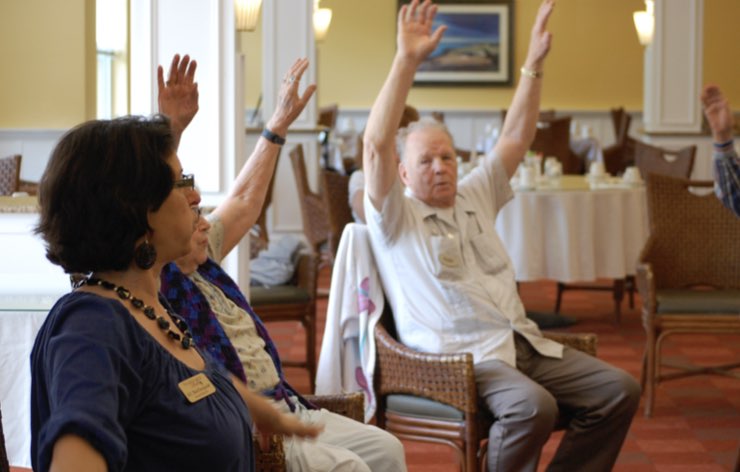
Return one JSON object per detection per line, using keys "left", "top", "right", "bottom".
{"left": 642, "top": 0, "right": 712, "bottom": 179}
{"left": 643, "top": 0, "right": 704, "bottom": 134}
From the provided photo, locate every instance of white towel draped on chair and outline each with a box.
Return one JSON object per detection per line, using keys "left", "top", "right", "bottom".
{"left": 315, "top": 223, "right": 384, "bottom": 423}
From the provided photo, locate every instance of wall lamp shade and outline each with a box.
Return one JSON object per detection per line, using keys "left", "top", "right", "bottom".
{"left": 313, "top": 6, "right": 332, "bottom": 41}
{"left": 235, "top": 0, "right": 262, "bottom": 32}
{"left": 633, "top": 0, "right": 654, "bottom": 46}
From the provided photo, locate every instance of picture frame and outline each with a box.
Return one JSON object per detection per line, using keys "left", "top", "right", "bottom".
{"left": 400, "top": 0, "right": 513, "bottom": 86}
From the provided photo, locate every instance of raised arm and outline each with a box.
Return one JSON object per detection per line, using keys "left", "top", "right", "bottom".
{"left": 701, "top": 84, "right": 734, "bottom": 144}
{"left": 701, "top": 84, "right": 740, "bottom": 216}
{"left": 158, "top": 54, "right": 199, "bottom": 150}
{"left": 212, "top": 58, "right": 316, "bottom": 258}
{"left": 494, "top": 0, "right": 555, "bottom": 178}
{"left": 363, "top": 0, "right": 446, "bottom": 211}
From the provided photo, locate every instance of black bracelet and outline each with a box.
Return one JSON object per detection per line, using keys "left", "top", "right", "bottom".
{"left": 713, "top": 139, "right": 734, "bottom": 149}
{"left": 261, "top": 128, "right": 286, "bottom": 145}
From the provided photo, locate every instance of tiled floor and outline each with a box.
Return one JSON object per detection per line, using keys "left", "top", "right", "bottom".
{"left": 271, "top": 270, "right": 740, "bottom": 472}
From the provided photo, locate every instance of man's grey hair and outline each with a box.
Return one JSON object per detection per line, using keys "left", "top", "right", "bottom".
{"left": 396, "top": 117, "right": 456, "bottom": 163}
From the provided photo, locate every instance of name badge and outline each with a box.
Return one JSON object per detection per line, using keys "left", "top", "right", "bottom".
{"left": 178, "top": 373, "right": 216, "bottom": 403}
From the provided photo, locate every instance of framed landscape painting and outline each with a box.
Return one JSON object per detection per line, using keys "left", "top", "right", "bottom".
{"left": 402, "top": 0, "right": 512, "bottom": 86}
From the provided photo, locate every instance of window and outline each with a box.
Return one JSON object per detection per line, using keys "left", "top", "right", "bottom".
{"left": 96, "top": 0, "right": 128, "bottom": 119}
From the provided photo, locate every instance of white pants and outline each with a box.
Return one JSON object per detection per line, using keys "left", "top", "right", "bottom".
{"left": 276, "top": 399, "right": 407, "bottom": 472}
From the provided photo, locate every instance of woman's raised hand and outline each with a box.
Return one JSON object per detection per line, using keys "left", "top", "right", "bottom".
{"left": 397, "top": 0, "right": 446, "bottom": 64}
{"left": 158, "top": 54, "right": 199, "bottom": 137}
{"left": 265, "top": 58, "right": 317, "bottom": 137}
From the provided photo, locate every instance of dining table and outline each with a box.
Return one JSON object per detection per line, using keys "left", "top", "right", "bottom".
{"left": 495, "top": 174, "right": 649, "bottom": 321}
{"left": 0, "top": 196, "right": 67, "bottom": 467}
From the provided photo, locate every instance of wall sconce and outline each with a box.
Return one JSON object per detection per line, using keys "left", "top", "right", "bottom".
{"left": 235, "top": 0, "right": 262, "bottom": 32}
{"left": 633, "top": 0, "right": 654, "bottom": 46}
{"left": 313, "top": 0, "right": 333, "bottom": 42}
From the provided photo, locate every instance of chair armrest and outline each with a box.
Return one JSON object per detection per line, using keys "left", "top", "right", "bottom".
{"left": 295, "top": 251, "right": 318, "bottom": 298}
{"left": 542, "top": 332, "right": 598, "bottom": 357}
{"left": 305, "top": 392, "right": 364, "bottom": 423}
{"left": 375, "top": 323, "right": 478, "bottom": 413}
{"left": 253, "top": 433, "right": 286, "bottom": 472}
{"left": 636, "top": 262, "right": 656, "bottom": 316}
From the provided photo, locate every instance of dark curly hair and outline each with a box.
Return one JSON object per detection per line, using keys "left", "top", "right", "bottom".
{"left": 35, "top": 115, "right": 176, "bottom": 273}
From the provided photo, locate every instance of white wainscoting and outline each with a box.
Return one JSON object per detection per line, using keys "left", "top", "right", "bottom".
{"left": 332, "top": 108, "right": 638, "bottom": 153}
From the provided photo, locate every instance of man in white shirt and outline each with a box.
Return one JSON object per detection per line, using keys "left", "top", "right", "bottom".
{"left": 362, "top": 1, "right": 640, "bottom": 470}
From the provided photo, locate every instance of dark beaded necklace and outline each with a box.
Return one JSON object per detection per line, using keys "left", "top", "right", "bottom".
{"left": 83, "top": 276, "right": 193, "bottom": 350}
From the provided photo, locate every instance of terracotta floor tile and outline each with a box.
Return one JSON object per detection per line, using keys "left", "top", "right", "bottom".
{"left": 637, "top": 439, "right": 707, "bottom": 453}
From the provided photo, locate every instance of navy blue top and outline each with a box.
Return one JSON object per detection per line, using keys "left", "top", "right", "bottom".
{"left": 31, "top": 292, "right": 254, "bottom": 472}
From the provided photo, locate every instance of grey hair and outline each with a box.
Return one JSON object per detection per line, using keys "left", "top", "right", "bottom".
{"left": 396, "top": 117, "right": 456, "bottom": 163}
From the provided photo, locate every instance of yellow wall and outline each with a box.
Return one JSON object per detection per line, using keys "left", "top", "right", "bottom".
{"left": 0, "top": 0, "right": 95, "bottom": 128}
{"left": 316, "top": 0, "right": 647, "bottom": 111}
{"left": 254, "top": 0, "right": 740, "bottom": 112}
{"left": 240, "top": 18, "right": 264, "bottom": 110}
{"left": 2, "top": 1, "right": 738, "bottom": 129}
{"left": 703, "top": 0, "right": 740, "bottom": 105}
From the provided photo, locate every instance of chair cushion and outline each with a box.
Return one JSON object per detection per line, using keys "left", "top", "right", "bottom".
{"left": 386, "top": 394, "right": 464, "bottom": 421}
{"left": 249, "top": 285, "right": 310, "bottom": 305}
{"left": 656, "top": 289, "right": 740, "bottom": 314}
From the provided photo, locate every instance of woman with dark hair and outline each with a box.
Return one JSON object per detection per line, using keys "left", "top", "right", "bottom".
{"left": 31, "top": 56, "right": 320, "bottom": 472}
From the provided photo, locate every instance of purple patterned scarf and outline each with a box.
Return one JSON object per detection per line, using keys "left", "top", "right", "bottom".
{"left": 160, "top": 259, "right": 312, "bottom": 411}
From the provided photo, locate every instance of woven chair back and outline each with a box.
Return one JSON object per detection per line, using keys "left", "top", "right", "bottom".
{"left": 610, "top": 107, "right": 632, "bottom": 144}
{"left": 530, "top": 116, "right": 583, "bottom": 174}
{"left": 0, "top": 154, "right": 21, "bottom": 196}
{"left": 634, "top": 141, "right": 696, "bottom": 180}
{"left": 642, "top": 174, "right": 740, "bottom": 290}
{"left": 321, "top": 170, "right": 353, "bottom": 260}
{"left": 289, "top": 145, "right": 330, "bottom": 253}
{"left": 318, "top": 104, "right": 339, "bottom": 129}
{"left": 254, "top": 148, "right": 281, "bottom": 246}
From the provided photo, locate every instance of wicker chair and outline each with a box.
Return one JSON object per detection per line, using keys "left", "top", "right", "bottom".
{"left": 318, "top": 104, "right": 339, "bottom": 130}
{"left": 254, "top": 392, "right": 365, "bottom": 471}
{"left": 636, "top": 174, "right": 740, "bottom": 417}
{"left": 250, "top": 251, "right": 319, "bottom": 393}
{"left": 251, "top": 149, "right": 282, "bottom": 258}
{"left": 321, "top": 170, "right": 353, "bottom": 262}
{"left": 530, "top": 116, "right": 584, "bottom": 175}
{"left": 634, "top": 141, "right": 696, "bottom": 180}
{"left": 602, "top": 107, "right": 636, "bottom": 176}
{"left": 289, "top": 145, "right": 330, "bottom": 259}
{"left": 0, "top": 155, "right": 21, "bottom": 196}
{"left": 374, "top": 307, "right": 597, "bottom": 472}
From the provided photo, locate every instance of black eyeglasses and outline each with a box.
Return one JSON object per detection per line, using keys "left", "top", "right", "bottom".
{"left": 174, "top": 173, "right": 195, "bottom": 189}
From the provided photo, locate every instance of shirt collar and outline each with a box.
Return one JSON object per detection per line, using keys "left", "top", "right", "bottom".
{"left": 404, "top": 188, "right": 476, "bottom": 223}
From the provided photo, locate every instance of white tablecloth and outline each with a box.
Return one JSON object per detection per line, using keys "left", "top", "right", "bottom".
{"left": 495, "top": 176, "right": 649, "bottom": 283}
{"left": 0, "top": 309, "right": 49, "bottom": 467}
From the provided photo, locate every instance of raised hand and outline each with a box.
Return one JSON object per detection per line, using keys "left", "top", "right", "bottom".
{"left": 701, "top": 84, "right": 733, "bottom": 143}
{"left": 265, "top": 58, "right": 317, "bottom": 137}
{"left": 157, "top": 54, "right": 199, "bottom": 137}
{"left": 397, "top": 0, "right": 447, "bottom": 64}
{"left": 524, "top": 0, "right": 555, "bottom": 69}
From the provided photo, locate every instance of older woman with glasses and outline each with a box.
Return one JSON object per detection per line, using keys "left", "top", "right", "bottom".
{"left": 157, "top": 54, "right": 407, "bottom": 471}
{"left": 30, "top": 55, "right": 320, "bottom": 472}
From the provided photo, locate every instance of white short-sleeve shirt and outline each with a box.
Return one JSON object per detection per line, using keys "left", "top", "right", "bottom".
{"left": 365, "top": 154, "right": 562, "bottom": 367}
